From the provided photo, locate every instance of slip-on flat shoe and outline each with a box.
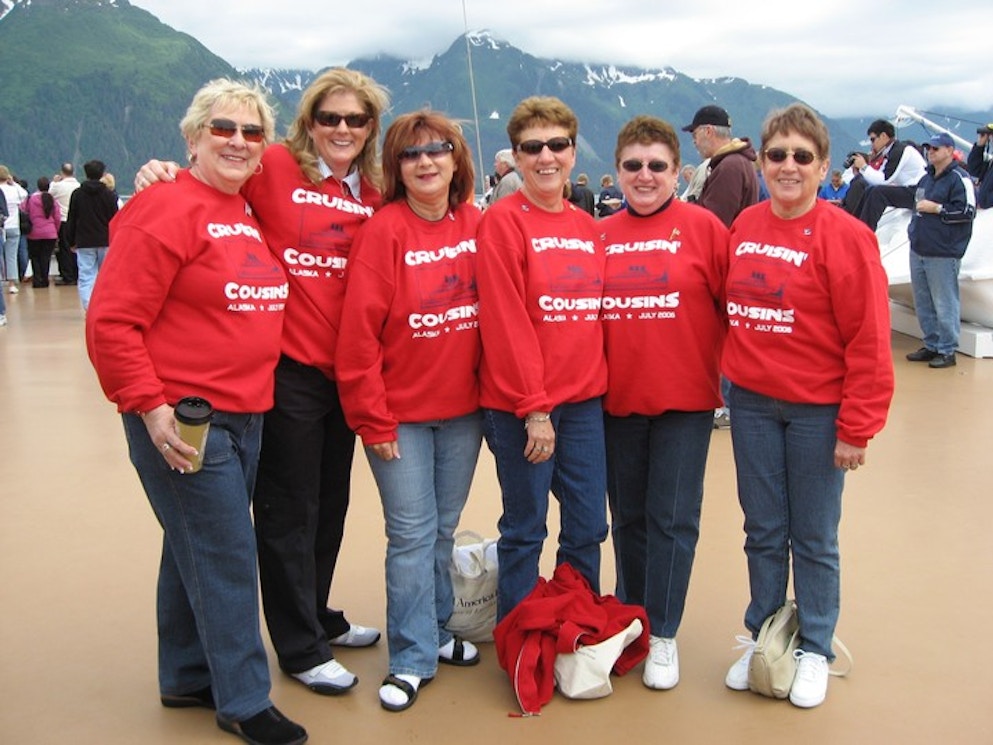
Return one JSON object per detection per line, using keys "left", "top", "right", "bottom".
{"left": 216, "top": 705, "right": 308, "bottom": 745}
{"left": 160, "top": 685, "right": 215, "bottom": 710}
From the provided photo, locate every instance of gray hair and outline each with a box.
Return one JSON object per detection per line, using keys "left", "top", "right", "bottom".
{"left": 494, "top": 149, "right": 515, "bottom": 167}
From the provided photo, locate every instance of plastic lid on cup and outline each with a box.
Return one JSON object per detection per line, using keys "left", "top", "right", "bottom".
{"left": 174, "top": 396, "right": 214, "bottom": 426}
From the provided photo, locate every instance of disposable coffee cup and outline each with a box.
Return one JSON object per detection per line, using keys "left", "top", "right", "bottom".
{"left": 174, "top": 396, "right": 213, "bottom": 473}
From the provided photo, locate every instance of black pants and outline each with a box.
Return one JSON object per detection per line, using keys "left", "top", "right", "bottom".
{"left": 253, "top": 355, "right": 356, "bottom": 672}
{"left": 27, "top": 238, "right": 57, "bottom": 287}
{"left": 854, "top": 184, "right": 916, "bottom": 231}
{"left": 56, "top": 222, "right": 77, "bottom": 282}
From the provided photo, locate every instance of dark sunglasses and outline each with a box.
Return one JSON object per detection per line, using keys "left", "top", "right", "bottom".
{"left": 620, "top": 158, "right": 670, "bottom": 174}
{"left": 515, "top": 137, "right": 574, "bottom": 156}
{"left": 397, "top": 141, "right": 455, "bottom": 162}
{"left": 206, "top": 119, "right": 265, "bottom": 143}
{"left": 764, "top": 147, "right": 817, "bottom": 165}
{"left": 313, "top": 111, "right": 372, "bottom": 128}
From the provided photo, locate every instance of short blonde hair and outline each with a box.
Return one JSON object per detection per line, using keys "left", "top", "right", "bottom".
{"left": 180, "top": 78, "right": 276, "bottom": 154}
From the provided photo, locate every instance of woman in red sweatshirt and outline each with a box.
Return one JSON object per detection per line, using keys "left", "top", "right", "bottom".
{"left": 600, "top": 115, "right": 729, "bottom": 692}
{"left": 336, "top": 111, "right": 482, "bottom": 712}
{"left": 87, "top": 79, "right": 307, "bottom": 745}
{"left": 137, "top": 68, "right": 389, "bottom": 695}
{"left": 721, "top": 104, "right": 894, "bottom": 709}
{"left": 476, "top": 96, "right": 609, "bottom": 622}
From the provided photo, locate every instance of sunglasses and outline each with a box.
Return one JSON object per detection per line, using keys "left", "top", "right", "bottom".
{"left": 515, "top": 137, "right": 574, "bottom": 156}
{"left": 763, "top": 148, "right": 817, "bottom": 166}
{"left": 206, "top": 119, "right": 265, "bottom": 143}
{"left": 313, "top": 111, "right": 372, "bottom": 128}
{"left": 397, "top": 141, "right": 455, "bottom": 162}
{"left": 620, "top": 159, "right": 670, "bottom": 174}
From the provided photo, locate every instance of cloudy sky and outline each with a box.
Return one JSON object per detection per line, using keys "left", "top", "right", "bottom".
{"left": 131, "top": 0, "right": 992, "bottom": 120}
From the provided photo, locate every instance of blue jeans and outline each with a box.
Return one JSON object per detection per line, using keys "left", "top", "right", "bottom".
{"left": 366, "top": 412, "right": 483, "bottom": 678}
{"left": 910, "top": 251, "right": 961, "bottom": 355}
{"left": 728, "top": 384, "right": 844, "bottom": 660}
{"left": 605, "top": 410, "right": 713, "bottom": 638}
{"left": 483, "top": 398, "right": 608, "bottom": 620}
{"left": 123, "top": 411, "right": 272, "bottom": 721}
{"left": 76, "top": 247, "right": 108, "bottom": 311}
{"left": 3, "top": 227, "right": 19, "bottom": 283}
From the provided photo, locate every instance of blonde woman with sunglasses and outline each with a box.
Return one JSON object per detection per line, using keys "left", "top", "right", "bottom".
{"left": 136, "top": 68, "right": 390, "bottom": 699}
{"left": 88, "top": 79, "right": 309, "bottom": 745}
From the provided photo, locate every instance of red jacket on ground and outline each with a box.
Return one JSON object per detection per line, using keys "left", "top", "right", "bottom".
{"left": 493, "top": 563, "right": 649, "bottom": 715}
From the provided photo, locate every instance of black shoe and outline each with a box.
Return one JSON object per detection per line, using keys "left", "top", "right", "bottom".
{"left": 161, "top": 685, "right": 215, "bottom": 709}
{"left": 928, "top": 353, "right": 957, "bottom": 368}
{"left": 906, "top": 347, "right": 939, "bottom": 362}
{"left": 217, "top": 706, "right": 307, "bottom": 745}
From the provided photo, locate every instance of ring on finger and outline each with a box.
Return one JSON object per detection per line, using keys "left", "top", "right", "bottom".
{"left": 161, "top": 442, "right": 171, "bottom": 452}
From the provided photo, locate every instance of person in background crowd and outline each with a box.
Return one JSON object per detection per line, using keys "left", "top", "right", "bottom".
{"left": 336, "top": 110, "right": 483, "bottom": 713}
{"left": 722, "top": 103, "right": 894, "bottom": 710}
{"left": 680, "top": 158, "right": 709, "bottom": 202}
{"left": 597, "top": 173, "right": 623, "bottom": 217}
{"left": 21, "top": 176, "right": 62, "bottom": 288}
{"left": 0, "top": 165, "right": 28, "bottom": 295}
{"left": 137, "top": 67, "right": 389, "bottom": 696}
{"left": 66, "top": 159, "right": 119, "bottom": 311}
{"left": 49, "top": 162, "right": 80, "bottom": 285}
{"left": 489, "top": 148, "right": 522, "bottom": 204}
{"left": 966, "top": 122, "right": 993, "bottom": 209}
{"left": 845, "top": 118, "right": 927, "bottom": 229}
{"left": 600, "top": 115, "right": 729, "bottom": 692}
{"left": 905, "top": 132, "right": 977, "bottom": 369}
{"left": 819, "top": 169, "right": 849, "bottom": 206}
{"left": 681, "top": 105, "right": 759, "bottom": 228}
{"left": 476, "top": 96, "right": 608, "bottom": 620}
{"left": 567, "top": 172, "right": 596, "bottom": 215}
{"left": 86, "top": 78, "right": 308, "bottom": 745}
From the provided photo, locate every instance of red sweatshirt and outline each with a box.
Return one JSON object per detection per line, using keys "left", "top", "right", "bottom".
{"left": 476, "top": 191, "right": 607, "bottom": 417}
{"left": 86, "top": 170, "right": 287, "bottom": 414}
{"left": 722, "top": 200, "right": 894, "bottom": 446}
{"left": 241, "top": 144, "right": 381, "bottom": 380}
{"left": 601, "top": 199, "right": 729, "bottom": 416}
{"left": 336, "top": 201, "right": 482, "bottom": 444}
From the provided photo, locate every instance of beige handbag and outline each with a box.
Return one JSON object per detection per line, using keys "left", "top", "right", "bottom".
{"left": 748, "top": 599, "right": 853, "bottom": 699}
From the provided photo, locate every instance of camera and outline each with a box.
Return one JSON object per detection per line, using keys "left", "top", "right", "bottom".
{"left": 844, "top": 152, "right": 862, "bottom": 169}
{"left": 977, "top": 124, "right": 993, "bottom": 135}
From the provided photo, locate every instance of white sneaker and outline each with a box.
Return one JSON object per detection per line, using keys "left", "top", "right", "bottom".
{"left": 8, "top": 284, "right": 18, "bottom": 294}
{"left": 329, "top": 623, "right": 381, "bottom": 648}
{"left": 0, "top": 314, "right": 6, "bottom": 327}
{"left": 291, "top": 658, "right": 357, "bottom": 695}
{"left": 789, "top": 650, "right": 829, "bottom": 708}
{"left": 643, "top": 636, "right": 679, "bottom": 690}
{"left": 725, "top": 635, "right": 756, "bottom": 691}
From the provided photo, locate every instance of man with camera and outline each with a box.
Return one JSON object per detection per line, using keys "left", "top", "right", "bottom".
{"left": 966, "top": 123, "right": 993, "bottom": 209}
{"left": 845, "top": 119, "right": 927, "bottom": 230}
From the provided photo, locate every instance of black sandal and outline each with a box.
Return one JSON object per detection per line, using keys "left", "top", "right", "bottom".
{"left": 379, "top": 674, "right": 432, "bottom": 712}
{"left": 438, "top": 636, "right": 480, "bottom": 667}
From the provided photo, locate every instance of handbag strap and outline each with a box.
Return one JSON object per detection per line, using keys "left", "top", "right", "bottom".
{"left": 454, "top": 529, "right": 484, "bottom": 546}
{"left": 828, "top": 635, "right": 853, "bottom": 678}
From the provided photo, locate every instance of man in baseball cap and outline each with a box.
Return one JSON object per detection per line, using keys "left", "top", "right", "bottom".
{"left": 681, "top": 105, "right": 732, "bottom": 133}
